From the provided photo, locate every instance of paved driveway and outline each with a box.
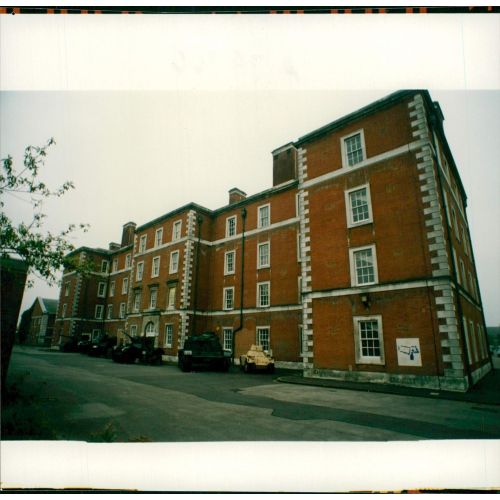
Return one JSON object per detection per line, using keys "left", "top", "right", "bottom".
{"left": 5, "top": 346, "right": 500, "bottom": 443}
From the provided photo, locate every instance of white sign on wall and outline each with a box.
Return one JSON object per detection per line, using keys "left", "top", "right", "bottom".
{"left": 396, "top": 338, "right": 422, "bottom": 367}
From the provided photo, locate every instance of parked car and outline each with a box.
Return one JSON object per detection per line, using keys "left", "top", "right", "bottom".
{"left": 77, "top": 335, "right": 93, "bottom": 355}
{"left": 240, "top": 345, "right": 275, "bottom": 373}
{"left": 60, "top": 335, "right": 80, "bottom": 353}
{"left": 88, "top": 335, "right": 116, "bottom": 358}
{"left": 112, "top": 334, "right": 164, "bottom": 365}
{"left": 178, "top": 332, "right": 231, "bottom": 372}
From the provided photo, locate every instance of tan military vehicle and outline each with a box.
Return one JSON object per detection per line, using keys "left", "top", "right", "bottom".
{"left": 240, "top": 345, "right": 275, "bottom": 373}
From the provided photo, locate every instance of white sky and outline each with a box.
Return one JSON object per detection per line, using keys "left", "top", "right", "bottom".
{"left": 1, "top": 13, "right": 499, "bottom": 326}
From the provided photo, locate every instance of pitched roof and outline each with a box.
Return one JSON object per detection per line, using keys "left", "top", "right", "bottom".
{"left": 38, "top": 297, "right": 59, "bottom": 315}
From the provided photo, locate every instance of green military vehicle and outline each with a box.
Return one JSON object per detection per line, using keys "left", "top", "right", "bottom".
{"left": 178, "top": 332, "right": 231, "bottom": 372}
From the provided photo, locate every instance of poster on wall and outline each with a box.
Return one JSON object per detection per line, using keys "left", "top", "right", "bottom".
{"left": 396, "top": 338, "right": 422, "bottom": 367}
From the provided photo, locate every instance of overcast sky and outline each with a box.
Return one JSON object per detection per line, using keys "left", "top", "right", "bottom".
{"left": 1, "top": 13, "right": 499, "bottom": 326}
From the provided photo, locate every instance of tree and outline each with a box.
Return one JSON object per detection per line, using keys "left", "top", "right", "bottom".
{"left": 1, "top": 138, "right": 90, "bottom": 393}
{"left": 0, "top": 138, "right": 91, "bottom": 282}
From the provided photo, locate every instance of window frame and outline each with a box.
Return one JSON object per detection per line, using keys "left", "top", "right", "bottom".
{"left": 256, "top": 326, "right": 270, "bottom": 352}
{"left": 62, "top": 303, "right": 67, "bottom": 318}
{"left": 112, "top": 259, "right": 118, "bottom": 273}
{"left": 345, "top": 183, "right": 373, "bottom": 228}
{"left": 109, "top": 281, "right": 115, "bottom": 297}
{"left": 101, "top": 260, "right": 109, "bottom": 273}
{"left": 257, "top": 241, "right": 270, "bottom": 269}
{"left": 64, "top": 282, "right": 70, "bottom": 297}
{"left": 224, "top": 250, "right": 236, "bottom": 275}
{"left": 257, "top": 203, "right": 271, "bottom": 228}
{"left": 169, "top": 250, "right": 180, "bottom": 274}
{"left": 223, "top": 327, "right": 233, "bottom": 351}
{"left": 353, "top": 315, "right": 385, "bottom": 365}
{"left": 125, "top": 254, "right": 132, "bottom": 268}
{"left": 226, "top": 215, "right": 237, "bottom": 238}
{"left": 257, "top": 281, "right": 271, "bottom": 308}
{"left": 133, "top": 291, "right": 141, "bottom": 312}
{"left": 136, "top": 261, "right": 144, "bottom": 281}
{"left": 97, "top": 282, "right": 107, "bottom": 298}
{"left": 130, "top": 324, "right": 137, "bottom": 337}
{"left": 223, "top": 286, "right": 235, "bottom": 311}
{"left": 167, "top": 285, "right": 176, "bottom": 310}
{"left": 107, "top": 304, "right": 113, "bottom": 320}
{"left": 149, "top": 288, "right": 158, "bottom": 309}
{"left": 152, "top": 256, "right": 161, "bottom": 278}
{"left": 119, "top": 302, "right": 126, "bottom": 319}
{"left": 349, "top": 244, "right": 378, "bottom": 287}
{"left": 95, "top": 305, "right": 104, "bottom": 320}
{"left": 341, "top": 129, "right": 366, "bottom": 168}
{"left": 92, "top": 329, "right": 101, "bottom": 341}
{"left": 139, "top": 234, "right": 147, "bottom": 253}
{"left": 165, "top": 323, "right": 174, "bottom": 348}
{"left": 172, "top": 220, "right": 182, "bottom": 241}
{"left": 122, "top": 277, "right": 128, "bottom": 295}
{"left": 155, "top": 228, "right": 163, "bottom": 247}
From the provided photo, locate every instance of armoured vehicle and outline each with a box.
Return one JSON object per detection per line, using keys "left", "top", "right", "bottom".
{"left": 240, "top": 345, "right": 275, "bottom": 373}
{"left": 178, "top": 332, "right": 231, "bottom": 372}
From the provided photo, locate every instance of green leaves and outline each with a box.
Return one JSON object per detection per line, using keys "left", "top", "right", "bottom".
{"left": 0, "top": 139, "right": 90, "bottom": 286}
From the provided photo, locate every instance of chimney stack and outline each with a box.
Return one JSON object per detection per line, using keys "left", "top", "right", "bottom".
{"left": 272, "top": 143, "right": 297, "bottom": 186}
{"left": 121, "top": 222, "right": 136, "bottom": 247}
{"left": 229, "top": 188, "right": 247, "bottom": 205}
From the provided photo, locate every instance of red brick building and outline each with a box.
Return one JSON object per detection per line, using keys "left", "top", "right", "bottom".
{"left": 53, "top": 90, "right": 491, "bottom": 391}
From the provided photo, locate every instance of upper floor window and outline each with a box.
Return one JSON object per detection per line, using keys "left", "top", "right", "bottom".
{"left": 345, "top": 184, "right": 373, "bottom": 227}
{"left": 112, "top": 259, "right": 118, "bottom": 272}
{"left": 461, "top": 226, "right": 468, "bottom": 255}
{"left": 172, "top": 220, "right": 182, "bottom": 241}
{"left": 62, "top": 303, "right": 67, "bottom": 318}
{"left": 169, "top": 251, "right": 179, "bottom": 274}
{"left": 125, "top": 254, "right": 132, "bottom": 268}
{"left": 109, "top": 281, "right": 115, "bottom": 297}
{"left": 119, "top": 302, "right": 126, "bottom": 319}
{"left": 226, "top": 216, "right": 237, "bottom": 238}
{"left": 257, "top": 242, "right": 270, "bottom": 269}
{"left": 354, "top": 315, "right": 384, "bottom": 365}
{"left": 101, "top": 260, "right": 109, "bottom": 273}
{"left": 258, "top": 204, "right": 270, "bottom": 228}
{"left": 450, "top": 207, "right": 460, "bottom": 241}
{"left": 257, "top": 281, "right": 270, "bottom": 308}
{"left": 341, "top": 130, "right": 366, "bottom": 167}
{"left": 95, "top": 305, "right": 104, "bottom": 320}
{"left": 130, "top": 324, "right": 138, "bottom": 337}
{"left": 167, "top": 285, "right": 176, "bottom": 310}
{"left": 152, "top": 256, "right": 161, "bottom": 278}
{"left": 122, "top": 277, "right": 129, "bottom": 295}
{"left": 64, "top": 282, "right": 70, "bottom": 297}
{"left": 133, "top": 292, "right": 141, "bottom": 312}
{"left": 223, "top": 287, "right": 234, "bottom": 310}
{"left": 107, "top": 304, "right": 113, "bottom": 320}
{"left": 149, "top": 289, "right": 158, "bottom": 309}
{"left": 349, "top": 245, "right": 378, "bottom": 286}
{"left": 136, "top": 261, "right": 144, "bottom": 281}
{"left": 224, "top": 250, "right": 235, "bottom": 275}
{"left": 97, "top": 282, "right": 106, "bottom": 298}
{"left": 139, "top": 235, "right": 147, "bottom": 253}
{"left": 155, "top": 228, "right": 163, "bottom": 247}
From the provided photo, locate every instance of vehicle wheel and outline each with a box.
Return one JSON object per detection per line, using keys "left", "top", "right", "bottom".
{"left": 268, "top": 364, "right": 275, "bottom": 374}
{"left": 244, "top": 362, "right": 252, "bottom": 373}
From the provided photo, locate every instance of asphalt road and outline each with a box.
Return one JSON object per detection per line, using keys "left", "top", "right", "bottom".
{"left": 6, "top": 346, "right": 500, "bottom": 442}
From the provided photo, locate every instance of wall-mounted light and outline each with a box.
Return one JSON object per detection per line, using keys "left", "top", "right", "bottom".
{"left": 361, "top": 293, "right": 371, "bottom": 308}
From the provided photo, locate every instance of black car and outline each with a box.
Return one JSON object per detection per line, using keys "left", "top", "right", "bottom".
{"left": 88, "top": 335, "right": 116, "bottom": 358}
{"left": 178, "top": 332, "right": 231, "bottom": 372}
{"left": 112, "top": 335, "right": 164, "bottom": 365}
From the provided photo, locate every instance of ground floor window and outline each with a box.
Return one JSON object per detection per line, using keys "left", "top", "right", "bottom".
{"left": 165, "top": 324, "right": 173, "bottom": 348}
{"left": 353, "top": 315, "right": 384, "bottom": 365}
{"left": 92, "top": 329, "right": 101, "bottom": 341}
{"left": 145, "top": 321, "right": 156, "bottom": 337}
{"left": 256, "top": 326, "right": 270, "bottom": 352}
{"left": 223, "top": 328, "right": 233, "bottom": 351}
